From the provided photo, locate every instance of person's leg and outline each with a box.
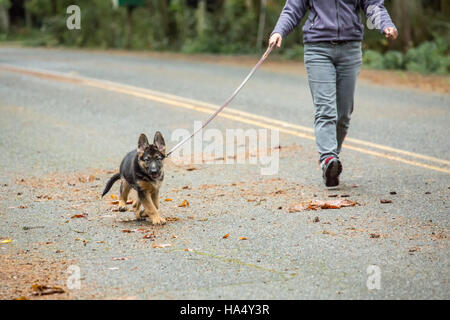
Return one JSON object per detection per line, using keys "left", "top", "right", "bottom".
{"left": 335, "top": 42, "right": 362, "bottom": 155}
{"left": 304, "top": 43, "right": 338, "bottom": 163}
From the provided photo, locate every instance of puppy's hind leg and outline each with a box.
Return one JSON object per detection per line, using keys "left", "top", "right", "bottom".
{"left": 119, "top": 179, "right": 131, "bottom": 212}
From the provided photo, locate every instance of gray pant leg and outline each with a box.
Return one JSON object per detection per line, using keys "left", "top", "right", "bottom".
{"left": 304, "top": 44, "right": 338, "bottom": 162}
{"left": 335, "top": 42, "right": 362, "bottom": 154}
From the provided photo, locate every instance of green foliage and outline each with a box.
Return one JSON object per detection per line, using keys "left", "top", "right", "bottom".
{"left": 405, "top": 41, "right": 449, "bottom": 74}
{"left": 363, "top": 50, "right": 385, "bottom": 70}
{"left": 282, "top": 45, "right": 304, "bottom": 61}
{"left": 383, "top": 51, "right": 404, "bottom": 70}
{"left": 1, "top": 0, "right": 448, "bottom": 75}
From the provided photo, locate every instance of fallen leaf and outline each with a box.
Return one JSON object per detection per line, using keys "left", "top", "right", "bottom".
{"left": 166, "top": 217, "right": 181, "bottom": 222}
{"left": 143, "top": 234, "right": 155, "bottom": 239}
{"left": 1, "top": 239, "right": 12, "bottom": 244}
{"left": 164, "top": 198, "right": 173, "bottom": 202}
{"left": 32, "top": 284, "right": 65, "bottom": 296}
{"left": 184, "top": 248, "right": 193, "bottom": 252}
{"left": 288, "top": 199, "right": 358, "bottom": 212}
{"left": 178, "top": 200, "right": 189, "bottom": 207}
{"left": 112, "top": 257, "right": 132, "bottom": 261}
{"left": 322, "top": 230, "right": 337, "bottom": 236}
{"left": 110, "top": 200, "right": 119, "bottom": 205}
{"left": 122, "top": 229, "right": 134, "bottom": 233}
{"left": 380, "top": 199, "right": 392, "bottom": 204}
{"left": 239, "top": 237, "right": 248, "bottom": 240}
{"left": 71, "top": 213, "right": 88, "bottom": 219}
{"left": 223, "top": 233, "right": 230, "bottom": 239}
{"left": 110, "top": 194, "right": 118, "bottom": 200}
{"left": 370, "top": 233, "right": 381, "bottom": 238}
{"left": 313, "top": 217, "right": 320, "bottom": 223}
{"left": 152, "top": 243, "right": 172, "bottom": 248}
{"left": 18, "top": 205, "right": 28, "bottom": 209}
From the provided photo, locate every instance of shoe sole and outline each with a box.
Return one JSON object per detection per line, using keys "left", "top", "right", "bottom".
{"left": 324, "top": 159, "right": 342, "bottom": 187}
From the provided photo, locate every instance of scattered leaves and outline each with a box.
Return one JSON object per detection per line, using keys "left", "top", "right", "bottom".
{"left": 31, "top": 284, "right": 65, "bottom": 296}
{"left": 166, "top": 217, "right": 181, "bottom": 222}
{"left": 143, "top": 233, "right": 155, "bottom": 240}
{"left": 178, "top": 200, "right": 189, "bottom": 207}
{"left": 239, "top": 237, "right": 248, "bottom": 240}
{"left": 71, "top": 213, "right": 88, "bottom": 219}
{"left": 380, "top": 199, "right": 392, "bottom": 204}
{"left": 370, "top": 233, "right": 381, "bottom": 238}
{"left": 110, "top": 194, "right": 118, "bottom": 200}
{"left": 112, "top": 257, "right": 132, "bottom": 261}
{"left": 223, "top": 233, "right": 230, "bottom": 239}
{"left": 152, "top": 243, "right": 172, "bottom": 248}
{"left": 164, "top": 198, "right": 173, "bottom": 202}
{"left": 288, "top": 199, "right": 359, "bottom": 212}
{"left": 313, "top": 217, "right": 320, "bottom": 223}
{"left": 1, "top": 239, "right": 12, "bottom": 244}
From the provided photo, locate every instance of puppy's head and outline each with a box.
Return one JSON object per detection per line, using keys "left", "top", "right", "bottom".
{"left": 137, "top": 132, "right": 166, "bottom": 180}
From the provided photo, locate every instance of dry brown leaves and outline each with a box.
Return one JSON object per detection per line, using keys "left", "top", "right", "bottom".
{"left": 152, "top": 243, "right": 172, "bottom": 249}
{"left": 31, "top": 284, "right": 65, "bottom": 296}
{"left": 288, "top": 199, "right": 359, "bottom": 212}
{"left": 178, "top": 200, "right": 189, "bottom": 207}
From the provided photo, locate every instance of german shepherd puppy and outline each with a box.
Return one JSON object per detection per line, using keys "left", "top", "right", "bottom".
{"left": 102, "top": 132, "right": 166, "bottom": 225}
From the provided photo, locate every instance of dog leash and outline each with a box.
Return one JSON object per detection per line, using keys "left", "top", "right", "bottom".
{"left": 164, "top": 43, "right": 276, "bottom": 158}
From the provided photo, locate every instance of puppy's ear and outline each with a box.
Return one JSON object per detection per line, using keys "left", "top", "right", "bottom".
{"left": 138, "top": 133, "right": 150, "bottom": 156}
{"left": 153, "top": 131, "right": 166, "bottom": 155}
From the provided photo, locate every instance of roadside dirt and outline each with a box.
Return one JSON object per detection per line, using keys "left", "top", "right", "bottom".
{"left": 1, "top": 44, "right": 447, "bottom": 95}
{"left": 88, "top": 48, "right": 450, "bottom": 96}
{"left": 0, "top": 251, "right": 74, "bottom": 300}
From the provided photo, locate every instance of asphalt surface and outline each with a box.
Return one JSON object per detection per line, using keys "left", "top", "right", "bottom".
{"left": 0, "top": 46, "right": 449, "bottom": 299}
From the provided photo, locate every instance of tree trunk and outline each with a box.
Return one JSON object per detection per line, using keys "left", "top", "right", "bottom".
{"left": 441, "top": 0, "right": 450, "bottom": 19}
{"left": 256, "top": 0, "right": 267, "bottom": 49}
{"left": 390, "top": 0, "right": 411, "bottom": 52}
{"left": 0, "top": 2, "right": 9, "bottom": 33}
{"left": 125, "top": 6, "right": 133, "bottom": 49}
{"left": 196, "top": 0, "right": 206, "bottom": 38}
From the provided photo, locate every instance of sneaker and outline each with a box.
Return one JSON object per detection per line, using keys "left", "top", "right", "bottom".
{"left": 321, "top": 156, "right": 342, "bottom": 187}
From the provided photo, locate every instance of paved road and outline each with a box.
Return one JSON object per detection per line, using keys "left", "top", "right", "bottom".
{"left": 0, "top": 46, "right": 449, "bottom": 299}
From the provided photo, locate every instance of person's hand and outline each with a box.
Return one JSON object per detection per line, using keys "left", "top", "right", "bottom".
{"left": 269, "top": 33, "right": 283, "bottom": 48}
{"left": 384, "top": 27, "right": 398, "bottom": 40}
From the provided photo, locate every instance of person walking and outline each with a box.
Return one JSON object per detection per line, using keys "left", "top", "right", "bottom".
{"left": 269, "top": 0, "right": 398, "bottom": 187}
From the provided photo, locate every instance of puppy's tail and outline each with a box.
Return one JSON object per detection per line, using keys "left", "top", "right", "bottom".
{"left": 101, "top": 173, "right": 120, "bottom": 198}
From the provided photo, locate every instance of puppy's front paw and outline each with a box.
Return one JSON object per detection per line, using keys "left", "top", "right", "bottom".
{"left": 118, "top": 200, "right": 127, "bottom": 212}
{"left": 150, "top": 215, "right": 166, "bottom": 225}
{"left": 134, "top": 209, "right": 146, "bottom": 221}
